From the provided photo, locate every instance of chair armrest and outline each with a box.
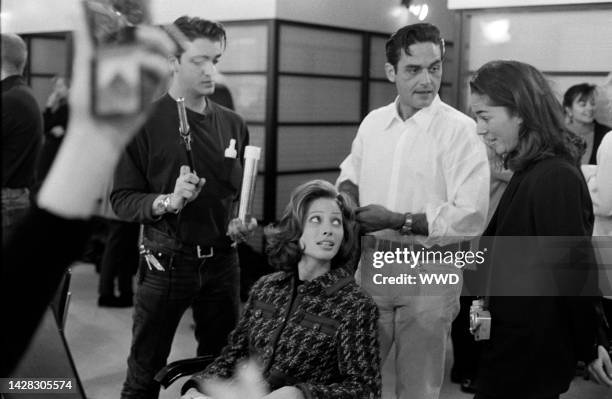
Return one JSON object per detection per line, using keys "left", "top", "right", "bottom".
{"left": 154, "top": 355, "right": 215, "bottom": 388}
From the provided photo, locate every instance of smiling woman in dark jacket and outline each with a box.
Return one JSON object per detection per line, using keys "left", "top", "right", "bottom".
{"left": 468, "top": 60, "right": 610, "bottom": 399}
{"left": 182, "top": 180, "right": 381, "bottom": 399}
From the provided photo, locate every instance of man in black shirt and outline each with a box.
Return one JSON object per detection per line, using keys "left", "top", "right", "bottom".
{"left": 1, "top": 33, "right": 43, "bottom": 243}
{"left": 111, "top": 16, "right": 255, "bottom": 399}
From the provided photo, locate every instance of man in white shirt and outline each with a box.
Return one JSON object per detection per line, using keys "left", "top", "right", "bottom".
{"left": 337, "top": 23, "right": 489, "bottom": 399}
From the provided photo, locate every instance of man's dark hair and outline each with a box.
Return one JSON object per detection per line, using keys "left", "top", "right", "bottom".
{"left": 172, "top": 15, "right": 226, "bottom": 57}
{"left": 385, "top": 23, "right": 445, "bottom": 70}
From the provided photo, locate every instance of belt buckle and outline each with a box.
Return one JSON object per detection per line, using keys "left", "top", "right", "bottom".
{"left": 196, "top": 245, "right": 214, "bottom": 259}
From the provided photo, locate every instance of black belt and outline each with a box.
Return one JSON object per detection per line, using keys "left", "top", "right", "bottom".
{"left": 142, "top": 226, "right": 231, "bottom": 259}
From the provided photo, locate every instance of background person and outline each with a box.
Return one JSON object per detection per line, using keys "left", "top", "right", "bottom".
{"left": 1, "top": 33, "right": 43, "bottom": 243}
{"left": 563, "top": 83, "right": 611, "bottom": 165}
{"left": 37, "top": 75, "right": 70, "bottom": 183}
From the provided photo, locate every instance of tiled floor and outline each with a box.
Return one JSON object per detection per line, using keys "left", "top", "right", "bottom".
{"left": 63, "top": 263, "right": 610, "bottom": 399}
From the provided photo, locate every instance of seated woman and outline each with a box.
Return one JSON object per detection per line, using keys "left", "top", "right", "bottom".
{"left": 563, "top": 83, "right": 611, "bottom": 165}
{"left": 469, "top": 60, "right": 611, "bottom": 399}
{"left": 181, "top": 180, "right": 381, "bottom": 399}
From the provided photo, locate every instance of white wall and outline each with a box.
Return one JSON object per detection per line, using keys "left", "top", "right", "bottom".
{"left": 0, "top": 0, "right": 277, "bottom": 33}
{"left": 448, "top": 0, "right": 612, "bottom": 9}
{"left": 276, "top": 0, "right": 456, "bottom": 37}
{"left": 1, "top": 0, "right": 457, "bottom": 37}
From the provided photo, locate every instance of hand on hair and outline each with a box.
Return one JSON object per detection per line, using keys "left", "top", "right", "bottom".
{"left": 227, "top": 217, "right": 258, "bottom": 243}
{"left": 355, "top": 204, "right": 403, "bottom": 233}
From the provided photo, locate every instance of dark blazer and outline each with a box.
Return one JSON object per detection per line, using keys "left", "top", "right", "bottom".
{"left": 1, "top": 75, "right": 43, "bottom": 189}
{"left": 476, "top": 156, "right": 600, "bottom": 399}
{"left": 589, "top": 120, "right": 611, "bottom": 165}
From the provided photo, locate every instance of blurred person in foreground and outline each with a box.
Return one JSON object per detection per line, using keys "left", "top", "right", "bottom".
{"left": 0, "top": 6, "right": 177, "bottom": 376}
{"left": 1, "top": 33, "right": 43, "bottom": 244}
{"left": 181, "top": 180, "right": 381, "bottom": 399}
{"left": 469, "top": 60, "right": 611, "bottom": 399}
{"left": 37, "top": 75, "right": 70, "bottom": 182}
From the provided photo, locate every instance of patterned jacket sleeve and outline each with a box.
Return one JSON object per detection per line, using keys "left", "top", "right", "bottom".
{"left": 296, "top": 297, "right": 382, "bottom": 399}
{"left": 181, "top": 280, "right": 260, "bottom": 395}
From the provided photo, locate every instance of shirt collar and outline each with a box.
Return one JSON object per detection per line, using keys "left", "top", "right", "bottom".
{"left": 383, "top": 94, "right": 442, "bottom": 131}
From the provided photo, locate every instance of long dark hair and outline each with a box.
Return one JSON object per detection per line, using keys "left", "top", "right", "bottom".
{"left": 470, "top": 60, "right": 582, "bottom": 171}
{"left": 264, "top": 180, "right": 358, "bottom": 272}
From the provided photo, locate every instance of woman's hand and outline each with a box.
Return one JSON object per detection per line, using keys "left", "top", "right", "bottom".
{"left": 37, "top": 5, "right": 176, "bottom": 218}
{"left": 262, "top": 386, "right": 305, "bottom": 399}
{"left": 227, "top": 217, "right": 258, "bottom": 243}
{"left": 588, "top": 345, "right": 612, "bottom": 387}
{"left": 180, "top": 387, "right": 211, "bottom": 399}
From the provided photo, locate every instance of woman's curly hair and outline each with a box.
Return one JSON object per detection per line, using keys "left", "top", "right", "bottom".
{"left": 264, "top": 180, "right": 358, "bottom": 272}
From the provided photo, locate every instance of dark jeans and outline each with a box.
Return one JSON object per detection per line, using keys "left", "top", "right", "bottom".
{"left": 98, "top": 220, "right": 139, "bottom": 298}
{"left": 120, "top": 234, "right": 240, "bottom": 399}
{"left": 2, "top": 188, "right": 30, "bottom": 245}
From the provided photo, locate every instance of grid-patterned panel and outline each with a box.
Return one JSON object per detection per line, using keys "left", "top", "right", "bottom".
{"left": 369, "top": 81, "right": 396, "bottom": 111}
{"left": 468, "top": 10, "right": 612, "bottom": 71}
{"left": 221, "top": 25, "right": 268, "bottom": 72}
{"left": 30, "top": 76, "right": 54, "bottom": 109}
{"left": 247, "top": 125, "right": 266, "bottom": 172}
{"left": 279, "top": 25, "right": 362, "bottom": 76}
{"left": 278, "top": 76, "right": 361, "bottom": 122}
{"left": 370, "top": 36, "right": 388, "bottom": 79}
{"left": 251, "top": 174, "right": 264, "bottom": 221}
{"left": 224, "top": 74, "right": 266, "bottom": 122}
{"left": 275, "top": 171, "right": 340, "bottom": 220}
{"left": 30, "top": 38, "right": 67, "bottom": 75}
{"left": 277, "top": 126, "right": 357, "bottom": 172}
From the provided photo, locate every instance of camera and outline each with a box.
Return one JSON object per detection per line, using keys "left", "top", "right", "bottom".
{"left": 83, "top": 0, "right": 152, "bottom": 117}
{"left": 469, "top": 298, "right": 491, "bottom": 341}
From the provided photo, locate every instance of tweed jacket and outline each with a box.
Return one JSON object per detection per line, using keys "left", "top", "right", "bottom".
{"left": 184, "top": 266, "right": 381, "bottom": 399}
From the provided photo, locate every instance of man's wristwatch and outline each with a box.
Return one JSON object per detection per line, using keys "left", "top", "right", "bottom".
{"left": 155, "top": 194, "right": 179, "bottom": 215}
{"left": 398, "top": 212, "right": 413, "bottom": 235}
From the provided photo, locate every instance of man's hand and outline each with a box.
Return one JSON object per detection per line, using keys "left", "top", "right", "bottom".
{"left": 227, "top": 217, "right": 258, "bottom": 243}
{"left": 180, "top": 387, "right": 210, "bottom": 399}
{"left": 355, "top": 204, "right": 403, "bottom": 233}
{"left": 338, "top": 179, "right": 359, "bottom": 206}
{"left": 262, "top": 386, "right": 305, "bottom": 399}
{"left": 170, "top": 165, "right": 206, "bottom": 211}
{"left": 588, "top": 345, "right": 612, "bottom": 387}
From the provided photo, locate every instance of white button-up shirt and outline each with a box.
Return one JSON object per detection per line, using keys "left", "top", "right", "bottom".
{"left": 338, "top": 96, "right": 490, "bottom": 247}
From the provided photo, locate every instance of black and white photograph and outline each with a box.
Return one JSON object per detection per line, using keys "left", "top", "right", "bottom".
{"left": 1, "top": 1, "right": 611, "bottom": 399}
